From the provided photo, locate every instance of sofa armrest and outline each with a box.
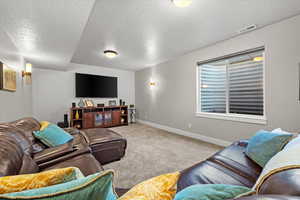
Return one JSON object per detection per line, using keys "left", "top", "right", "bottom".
{"left": 33, "top": 143, "right": 87, "bottom": 164}
{"left": 235, "top": 195, "right": 300, "bottom": 200}
{"left": 37, "top": 145, "right": 92, "bottom": 169}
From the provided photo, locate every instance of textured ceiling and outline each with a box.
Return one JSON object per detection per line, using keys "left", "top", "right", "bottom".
{"left": 1, "top": 0, "right": 300, "bottom": 71}
{"left": 0, "top": 0, "right": 95, "bottom": 70}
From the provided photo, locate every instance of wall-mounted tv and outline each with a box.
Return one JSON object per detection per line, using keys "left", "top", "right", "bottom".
{"left": 75, "top": 73, "right": 118, "bottom": 98}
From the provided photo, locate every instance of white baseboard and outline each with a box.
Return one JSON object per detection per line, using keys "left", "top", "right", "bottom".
{"left": 137, "top": 119, "right": 231, "bottom": 147}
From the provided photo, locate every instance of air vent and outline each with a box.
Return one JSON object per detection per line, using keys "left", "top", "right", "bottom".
{"left": 237, "top": 24, "right": 257, "bottom": 34}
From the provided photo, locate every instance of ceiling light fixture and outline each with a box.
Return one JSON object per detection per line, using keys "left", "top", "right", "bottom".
{"left": 172, "top": 0, "right": 192, "bottom": 8}
{"left": 104, "top": 50, "right": 118, "bottom": 58}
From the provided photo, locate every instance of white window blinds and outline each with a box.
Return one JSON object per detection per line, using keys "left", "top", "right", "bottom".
{"left": 198, "top": 48, "right": 264, "bottom": 117}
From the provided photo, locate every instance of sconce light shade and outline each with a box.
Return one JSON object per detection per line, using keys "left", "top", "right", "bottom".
{"left": 149, "top": 81, "right": 156, "bottom": 86}
{"left": 22, "top": 62, "right": 32, "bottom": 84}
{"left": 25, "top": 63, "right": 32, "bottom": 73}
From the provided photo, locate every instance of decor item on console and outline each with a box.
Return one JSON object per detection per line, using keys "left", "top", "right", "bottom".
{"left": 75, "top": 110, "right": 80, "bottom": 120}
{"left": 119, "top": 99, "right": 123, "bottom": 106}
{"left": 0, "top": 62, "right": 16, "bottom": 92}
{"left": 121, "top": 118, "right": 125, "bottom": 124}
{"left": 72, "top": 102, "right": 76, "bottom": 108}
{"left": 78, "top": 99, "right": 85, "bottom": 108}
{"left": 84, "top": 99, "right": 94, "bottom": 107}
{"left": 128, "top": 106, "right": 136, "bottom": 123}
{"left": 98, "top": 103, "right": 105, "bottom": 107}
{"left": 64, "top": 114, "right": 69, "bottom": 127}
{"left": 95, "top": 113, "right": 104, "bottom": 127}
{"left": 109, "top": 100, "right": 117, "bottom": 106}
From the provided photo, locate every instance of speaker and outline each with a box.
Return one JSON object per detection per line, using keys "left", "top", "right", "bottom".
{"left": 64, "top": 114, "right": 69, "bottom": 128}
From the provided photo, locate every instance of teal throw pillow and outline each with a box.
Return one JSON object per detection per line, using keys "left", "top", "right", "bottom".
{"left": 174, "top": 184, "right": 252, "bottom": 200}
{"left": 0, "top": 170, "right": 117, "bottom": 200}
{"left": 246, "top": 130, "right": 293, "bottom": 167}
{"left": 33, "top": 124, "right": 74, "bottom": 147}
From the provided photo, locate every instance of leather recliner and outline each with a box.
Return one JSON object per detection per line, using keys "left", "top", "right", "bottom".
{"left": 0, "top": 119, "right": 103, "bottom": 176}
{"left": 0, "top": 117, "right": 127, "bottom": 176}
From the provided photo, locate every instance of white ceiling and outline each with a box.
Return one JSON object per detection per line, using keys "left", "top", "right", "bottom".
{"left": 1, "top": 0, "right": 300, "bottom": 71}
{"left": 0, "top": 0, "right": 95, "bottom": 70}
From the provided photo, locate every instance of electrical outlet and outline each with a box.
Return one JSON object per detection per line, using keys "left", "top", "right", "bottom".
{"left": 188, "top": 123, "right": 192, "bottom": 129}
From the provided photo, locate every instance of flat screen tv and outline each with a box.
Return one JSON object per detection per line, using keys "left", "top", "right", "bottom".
{"left": 75, "top": 73, "right": 118, "bottom": 98}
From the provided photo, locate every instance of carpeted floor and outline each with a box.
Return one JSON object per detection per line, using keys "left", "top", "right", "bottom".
{"left": 105, "top": 123, "right": 223, "bottom": 188}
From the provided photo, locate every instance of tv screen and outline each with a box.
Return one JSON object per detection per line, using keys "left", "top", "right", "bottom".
{"left": 75, "top": 73, "right": 118, "bottom": 98}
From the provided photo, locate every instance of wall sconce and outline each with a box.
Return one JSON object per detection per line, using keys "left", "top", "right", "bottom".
{"left": 22, "top": 63, "right": 32, "bottom": 84}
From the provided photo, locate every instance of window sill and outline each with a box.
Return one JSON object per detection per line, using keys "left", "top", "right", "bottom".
{"left": 195, "top": 112, "right": 267, "bottom": 125}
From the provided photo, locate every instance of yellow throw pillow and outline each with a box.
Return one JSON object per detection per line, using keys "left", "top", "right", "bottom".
{"left": 0, "top": 167, "right": 82, "bottom": 194}
{"left": 40, "top": 121, "right": 50, "bottom": 131}
{"left": 118, "top": 172, "right": 180, "bottom": 200}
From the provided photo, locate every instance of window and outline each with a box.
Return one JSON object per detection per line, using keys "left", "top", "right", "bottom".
{"left": 196, "top": 47, "right": 265, "bottom": 124}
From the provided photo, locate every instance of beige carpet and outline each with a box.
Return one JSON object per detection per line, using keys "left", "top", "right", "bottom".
{"left": 105, "top": 123, "right": 222, "bottom": 188}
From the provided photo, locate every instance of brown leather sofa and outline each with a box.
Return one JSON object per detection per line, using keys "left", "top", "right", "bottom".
{"left": 0, "top": 118, "right": 299, "bottom": 199}
{"left": 176, "top": 140, "right": 300, "bottom": 199}
{"left": 118, "top": 140, "right": 300, "bottom": 198}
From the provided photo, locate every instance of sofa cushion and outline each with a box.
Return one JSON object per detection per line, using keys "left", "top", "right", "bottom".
{"left": 42, "top": 153, "right": 103, "bottom": 176}
{"left": 177, "top": 141, "right": 262, "bottom": 192}
{"left": 174, "top": 184, "right": 252, "bottom": 200}
{"left": 40, "top": 121, "right": 50, "bottom": 131}
{"left": 0, "top": 171, "right": 117, "bottom": 200}
{"left": 19, "top": 155, "right": 39, "bottom": 175}
{"left": 258, "top": 169, "right": 300, "bottom": 196}
{"left": 0, "top": 125, "right": 33, "bottom": 155}
{"left": 0, "top": 134, "right": 24, "bottom": 177}
{"left": 119, "top": 172, "right": 180, "bottom": 200}
{"left": 0, "top": 167, "right": 81, "bottom": 194}
{"left": 253, "top": 145, "right": 300, "bottom": 194}
{"left": 246, "top": 130, "right": 293, "bottom": 167}
{"left": 80, "top": 128, "right": 127, "bottom": 165}
{"left": 9, "top": 118, "right": 41, "bottom": 144}
{"left": 33, "top": 124, "right": 74, "bottom": 147}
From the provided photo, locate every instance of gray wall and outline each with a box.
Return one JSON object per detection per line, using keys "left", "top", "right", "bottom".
{"left": 135, "top": 15, "right": 300, "bottom": 143}
{"left": 32, "top": 65, "right": 135, "bottom": 123}
{"left": 0, "top": 28, "right": 32, "bottom": 122}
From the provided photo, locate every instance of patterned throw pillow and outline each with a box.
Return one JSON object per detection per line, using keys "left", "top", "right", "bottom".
{"left": 0, "top": 170, "right": 117, "bottom": 200}
{"left": 0, "top": 167, "right": 83, "bottom": 194}
{"left": 245, "top": 130, "right": 293, "bottom": 167}
{"left": 119, "top": 172, "right": 180, "bottom": 200}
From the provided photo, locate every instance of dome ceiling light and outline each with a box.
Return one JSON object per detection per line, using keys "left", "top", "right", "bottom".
{"left": 172, "top": 0, "right": 192, "bottom": 8}
{"left": 104, "top": 50, "right": 118, "bottom": 58}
